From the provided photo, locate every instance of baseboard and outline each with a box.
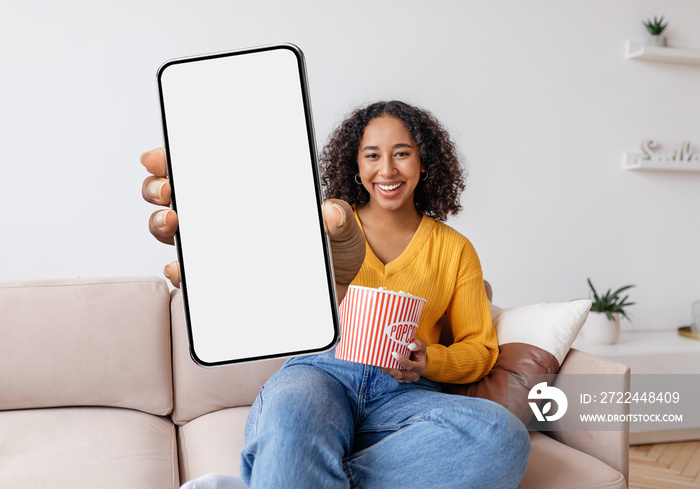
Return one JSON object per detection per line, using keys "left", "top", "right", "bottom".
{"left": 630, "top": 429, "right": 700, "bottom": 445}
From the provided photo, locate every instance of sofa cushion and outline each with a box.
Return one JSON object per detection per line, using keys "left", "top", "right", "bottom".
{"left": 490, "top": 300, "right": 592, "bottom": 365}
{"left": 0, "top": 406, "right": 179, "bottom": 489}
{"left": 178, "top": 406, "right": 250, "bottom": 482}
{"left": 443, "top": 300, "right": 592, "bottom": 425}
{"left": 0, "top": 276, "right": 173, "bottom": 415}
{"left": 520, "top": 432, "right": 626, "bottom": 489}
{"left": 170, "top": 290, "right": 284, "bottom": 425}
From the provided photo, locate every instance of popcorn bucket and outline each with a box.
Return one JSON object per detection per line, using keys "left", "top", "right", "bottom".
{"left": 336, "top": 285, "right": 427, "bottom": 369}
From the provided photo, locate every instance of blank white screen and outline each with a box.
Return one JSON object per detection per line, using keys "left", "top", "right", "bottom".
{"left": 159, "top": 46, "right": 338, "bottom": 365}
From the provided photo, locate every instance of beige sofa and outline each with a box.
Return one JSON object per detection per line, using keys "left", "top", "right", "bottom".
{"left": 0, "top": 276, "right": 630, "bottom": 488}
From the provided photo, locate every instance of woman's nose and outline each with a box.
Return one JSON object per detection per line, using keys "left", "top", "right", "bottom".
{"left": 378, "top": 157, "right": 396, "bottom": 177}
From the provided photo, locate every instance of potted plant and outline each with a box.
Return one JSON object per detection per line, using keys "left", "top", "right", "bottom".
{"left": 583, "top": 278, "right": 636, "bottom": 344}
{"left": 643, "top": 15, "right": 669, "bottom": 47}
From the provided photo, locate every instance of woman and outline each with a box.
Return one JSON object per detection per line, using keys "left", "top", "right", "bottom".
{"left": 142, "top": 100, "right": 530, "bottom": 488}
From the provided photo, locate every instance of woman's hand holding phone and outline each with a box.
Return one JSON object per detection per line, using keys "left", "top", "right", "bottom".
{"left": 141, "top": 147, "right": 181, "bottom": 287}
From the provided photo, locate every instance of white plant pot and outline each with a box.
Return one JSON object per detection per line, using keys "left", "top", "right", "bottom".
{"left": 648, "top": 34, "right": 667, "bottom": 47}
{"left": 583, "top": 311, "right": 620, "bottom": 345}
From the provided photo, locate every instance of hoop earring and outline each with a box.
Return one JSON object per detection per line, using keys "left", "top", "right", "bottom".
{"left": 421, "top": 171, "right": 429, "bottom": 181}
{"left": 355, "top": 173, "right": 362, "bottom": 185}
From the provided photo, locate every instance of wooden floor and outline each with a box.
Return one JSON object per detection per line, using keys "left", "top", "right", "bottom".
{"left": 630, "top": 441, "right": 700, "bottom": 488}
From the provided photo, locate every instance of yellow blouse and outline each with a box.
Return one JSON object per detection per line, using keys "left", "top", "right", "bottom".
{"left": 351, "top": 211, "right": 498, "bottom": 384}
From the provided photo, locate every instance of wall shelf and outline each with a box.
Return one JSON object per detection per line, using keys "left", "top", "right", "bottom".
{"left": 623, "top": 153, "right": 700, "bottom": 172}
{"left": 625, "top": 40, "right": 700, "bottom": 65}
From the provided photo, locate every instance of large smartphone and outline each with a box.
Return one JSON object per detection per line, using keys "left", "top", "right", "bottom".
{"left": 157, "top": 44, "right": 339, "bottom": 367}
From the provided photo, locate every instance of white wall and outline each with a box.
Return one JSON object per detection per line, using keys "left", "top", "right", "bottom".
{"left": 2, "top": 0, "right": 699, "bottom": 332}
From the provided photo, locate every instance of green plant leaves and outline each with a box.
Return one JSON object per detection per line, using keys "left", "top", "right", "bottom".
{"left": 643, "top": 15, "right": 668, "bottom": 35}
{"left": 587, "top": 278, "right": 636, "bottom": 322}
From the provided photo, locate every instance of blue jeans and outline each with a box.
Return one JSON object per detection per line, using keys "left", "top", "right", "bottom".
{"left": 239, "top": 350, "right": 530, "bottom": 488}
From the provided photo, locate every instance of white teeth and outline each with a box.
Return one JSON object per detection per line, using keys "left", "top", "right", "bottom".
{"left": 377, "top": 183, "right": 402, "bottom": 191}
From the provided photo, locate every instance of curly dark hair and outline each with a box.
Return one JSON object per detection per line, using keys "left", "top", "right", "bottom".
{"left": 319, "top": 100, "right": 466, "bottom": 221}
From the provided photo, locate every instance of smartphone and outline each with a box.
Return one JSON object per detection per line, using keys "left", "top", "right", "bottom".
{"left": 157, "top": 44, "right": 339, "bottom": 367}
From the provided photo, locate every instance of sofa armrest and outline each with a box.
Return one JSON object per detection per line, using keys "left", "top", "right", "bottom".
{"left": 548, "top": 348, "right": 630, "bottom": 487}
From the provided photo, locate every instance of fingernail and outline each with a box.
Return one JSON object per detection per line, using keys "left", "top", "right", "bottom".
{"left": 154, "top": 210, "right": 170, "bottom": 227}
{"left": 391, "top": 352, "right": 400, "bottom": 361}
{"left": 140, "top": 149, "right": 154, "bottom": 167}
{"left": 147, "top": 180, "right": 166, "bottom": 200}
{"left": 407, "top": 342, "right": 417, "bottom": 351}
{"left": 163, "top": 264, "right": 171, "bottom": 279}
{"left": 331, "top": 203, "right": 346, "bottom": 227}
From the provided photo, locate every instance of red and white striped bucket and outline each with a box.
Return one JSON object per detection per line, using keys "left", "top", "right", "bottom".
{"left": 336, "top": 285, "right": 426, "bottom": 369}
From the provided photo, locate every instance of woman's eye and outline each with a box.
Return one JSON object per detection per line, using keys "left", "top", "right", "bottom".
{"left": 395, "top": 152, "right": 409, "bottom": 158}
{"left": 365, "top": 153, "right": 379, "bottom": 159}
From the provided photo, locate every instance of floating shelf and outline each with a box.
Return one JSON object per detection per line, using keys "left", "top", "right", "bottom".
{"left": 623, "top": 153, "right": 700, "bottom": 172}
{"left": 625, "top": 40, "right": 700, "bottom": 65}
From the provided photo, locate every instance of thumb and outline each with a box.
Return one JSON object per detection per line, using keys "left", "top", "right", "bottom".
{"left": 322, "top": 199, "right": 365, "bottom": 301}
{"left": 407, "top": 339, "right": 427, "bottom": 358}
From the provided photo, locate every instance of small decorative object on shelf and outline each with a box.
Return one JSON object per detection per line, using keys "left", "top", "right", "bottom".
{"left": 582, "top": 279, "right": 635, "bottom": 345}
{"left": 678, "top": 326, "right": 700, "bottom": 340}
{"left": 623, "top": 140, "right": 700, "bottom": 172}
{"left": 677, "top": 300, "right": 700, "bottom": 340}
{"left": 640, "top": 140, "right": 700, "bottom": 164}
{"left": 643, "top": 15, "right": 669, "bottom": 46}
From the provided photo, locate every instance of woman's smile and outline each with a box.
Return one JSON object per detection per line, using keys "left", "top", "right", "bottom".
{"left": 376, "top": 181, "right": 404, "bottom": 193}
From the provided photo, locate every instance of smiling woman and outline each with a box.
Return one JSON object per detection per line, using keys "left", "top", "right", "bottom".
{"left": 320, "top": 100, "right": 465, "bottom": 221}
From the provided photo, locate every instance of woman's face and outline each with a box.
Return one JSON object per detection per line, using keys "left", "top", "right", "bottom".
{"left": 357, "top": 115, "right": 423, "bottom": 214}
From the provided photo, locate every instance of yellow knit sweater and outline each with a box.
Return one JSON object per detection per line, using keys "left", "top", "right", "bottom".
{"left": 351, "top": 211, "right": 498, "bottom": 384}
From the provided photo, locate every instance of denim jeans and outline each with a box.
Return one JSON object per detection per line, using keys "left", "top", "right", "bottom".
{"left": 238, "top": 349, "right": 530, "bottom": 489}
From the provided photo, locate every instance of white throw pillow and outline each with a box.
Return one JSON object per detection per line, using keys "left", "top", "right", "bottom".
{"left": 490, "top": 300, "right": 592, "bottom": 365}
